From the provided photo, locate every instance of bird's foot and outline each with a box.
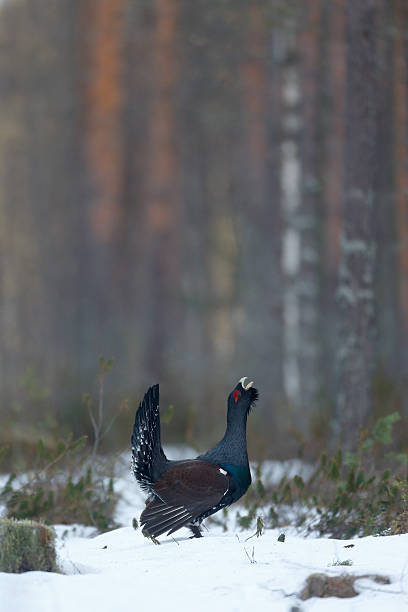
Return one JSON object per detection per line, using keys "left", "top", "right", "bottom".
{"left": 189, "top": 524, "right": 203, "bottom": 538}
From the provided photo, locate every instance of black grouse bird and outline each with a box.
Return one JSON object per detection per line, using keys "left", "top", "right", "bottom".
{"left": 131, "top": 377, "right": 258, "bottom": 539}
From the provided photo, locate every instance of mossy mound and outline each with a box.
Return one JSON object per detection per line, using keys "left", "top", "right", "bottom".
{"left": 0, "top": 518, "right": 57, "bottom": 573}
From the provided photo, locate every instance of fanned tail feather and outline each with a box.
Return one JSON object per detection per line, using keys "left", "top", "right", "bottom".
{"left": 140, "top": 498, "right": 193, "bottom": 538}
{"left": 131, "top": 384, "right": 167, "bottom": 492}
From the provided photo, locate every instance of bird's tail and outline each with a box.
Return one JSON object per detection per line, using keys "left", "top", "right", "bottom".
{"left": 131, "top": 384, "right": 167, "bottom": 492}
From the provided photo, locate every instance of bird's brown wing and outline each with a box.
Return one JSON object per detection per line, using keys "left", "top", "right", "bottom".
{"left": 140, "top": 460, "right": 229, "bottom": 538}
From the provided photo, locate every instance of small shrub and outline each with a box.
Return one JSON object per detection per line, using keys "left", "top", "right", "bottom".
{"left": 0, "top": 358, "right": 123, "bottom": 532}
{"left": 0, "top": 434, "right": 119, "bottom": 532}
{"left": 238, "top": 413, "right": 408, "bottom": 538}
{"left": 390, "top": 509, "right": 408, "bottom": 535}
{"left": 0, "top": 518, "right": 57, "bottom": 573}
{"left": 332, "top": 559, "right": 353, "bottom": 566}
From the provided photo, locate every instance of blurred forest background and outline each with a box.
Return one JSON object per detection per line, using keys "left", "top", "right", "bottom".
{"left": 0, "top": 0, "right": 407, "bottom": 463}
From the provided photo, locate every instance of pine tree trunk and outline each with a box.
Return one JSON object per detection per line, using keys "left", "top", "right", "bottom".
{"left": 335, "top": 0, "right": 378, "bottom": 449}
{"left": 324, "top": 0, "right": 346, "bottom": 406}
{"left": 80, "top": 0, "right": 126, "bottom": 373}
{"left": 82, "top": 0, "right": 125, "bottom": 245}
{"left": 393, "top": 0, "right": 408, "bottom": 414}
{"left": 142, "top": 0, "right": 180, "bottom": 382}
{"left": 374, "top": 0, "right": 397, "bottom": 384}
{"left": 239, "top": 0, "right": 283, "bottom": 430}
{"left": 297, "top": 0, "right": 323, "bottom": 431}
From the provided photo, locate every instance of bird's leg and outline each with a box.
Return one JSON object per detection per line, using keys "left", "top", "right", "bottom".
{"left": 188, "top": 524, "right": 203, "bottom": 538}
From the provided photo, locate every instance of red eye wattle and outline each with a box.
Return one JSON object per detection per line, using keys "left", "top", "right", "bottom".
{"left": 233, "top": 390, "right": 241, "bottom": 403}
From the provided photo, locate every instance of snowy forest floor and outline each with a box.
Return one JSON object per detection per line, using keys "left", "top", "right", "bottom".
{"left": 1, "top": 449, "right": 408, "bottom": 611}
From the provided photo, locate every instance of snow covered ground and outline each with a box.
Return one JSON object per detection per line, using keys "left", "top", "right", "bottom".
{"left": 1, "top": 449, "right": 408, "bottom": 611}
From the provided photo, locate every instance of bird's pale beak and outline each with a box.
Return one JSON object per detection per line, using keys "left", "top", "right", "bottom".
{"left": 239, "top": 376, "right": 254, "bottom": 390}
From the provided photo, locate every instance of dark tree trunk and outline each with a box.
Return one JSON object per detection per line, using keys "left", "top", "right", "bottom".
{"left": 374, "top": 0, "right": 398, "bottom": 393}
{"left": 324, "top": 0, "right": 346, "bottom": 409}
{"left": 297, "top": 0, "right": 323, "bottom": 431}
{"left": 238, "top": 0, "right": 283, "bottom": 435}
{"left": 393, "top": 0, "right": 408, "bottom": 415}
{"left": 142, "top": 0, "right": 181, "bottom": 383}
{"left": 335, "top": 0, "right": 378, "bottom": 449}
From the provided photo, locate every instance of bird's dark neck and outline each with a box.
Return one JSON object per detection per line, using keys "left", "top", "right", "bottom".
{"left": 200, "top": 409, "right": 249, "bottom": 466}
{"left": 224, "top": 410, "right": 248, "bottom": 447}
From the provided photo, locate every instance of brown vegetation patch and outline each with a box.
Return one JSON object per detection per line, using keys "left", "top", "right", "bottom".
{"left": 390, "top": 509, "right": 408, "bottom": 535}
{"left": 299, "top": 572, "right": 390, "bottom": 600}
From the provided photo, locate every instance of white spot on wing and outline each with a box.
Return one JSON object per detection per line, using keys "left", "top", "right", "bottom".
{"left": 219, "top": 468, "right": 227, "bottom": 476}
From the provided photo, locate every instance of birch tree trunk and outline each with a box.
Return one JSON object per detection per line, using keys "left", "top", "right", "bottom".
{"left": 281, "top": 25, "right": 302, "bottom": 406}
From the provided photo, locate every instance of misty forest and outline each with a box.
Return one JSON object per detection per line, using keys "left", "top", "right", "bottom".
{"left": 1, "top": 0, "right": 408, "bottom": 552}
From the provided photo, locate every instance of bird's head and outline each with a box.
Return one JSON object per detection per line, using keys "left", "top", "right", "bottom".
{"left": 228, "top": 377, "right": 259, "bottom": 415}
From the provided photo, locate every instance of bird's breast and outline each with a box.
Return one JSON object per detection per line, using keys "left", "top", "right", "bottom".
{"left": 219, "top": 463, "right": 251, "bottom": 495}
